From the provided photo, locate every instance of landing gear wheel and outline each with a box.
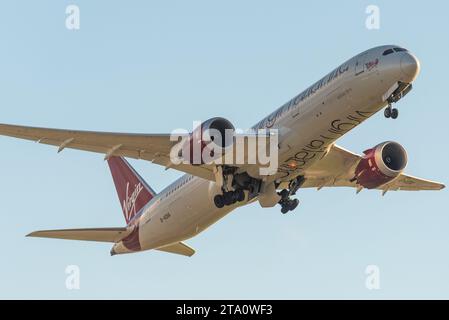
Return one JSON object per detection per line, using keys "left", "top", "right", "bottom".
{"left": 236, "top": 189, "right": 245, "bottom": 202}
{"left": 289, "top": 198, "right": 299, "bottom": 211}
{"left": 384, "top": 107, "right": 391, "bottom": 118}
{"left": 223, "top": 192, "right": 234, "bottom": 206}
{"left": 214, "top": 195, "right": 225, "bottom": 208}
{"left": 391, "top": 108, "right": 399, "bottom": 119}
{"left": 280, "top": 199, "right": 300, "bottom": 214}
{"left": 278, "top": 177, "right": 305, "bottom": 214}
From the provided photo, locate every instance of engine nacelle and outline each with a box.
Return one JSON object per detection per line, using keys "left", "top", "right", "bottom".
{"left": 181, "top": 117, "right": 235, "bottom": 165}
{"left": 355, "top": 141, "right": 408, "bottom": 189}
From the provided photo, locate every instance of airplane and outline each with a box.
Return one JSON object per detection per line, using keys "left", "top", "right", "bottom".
{"left": 0, "top": 45, "right": 444, "bottom": 257}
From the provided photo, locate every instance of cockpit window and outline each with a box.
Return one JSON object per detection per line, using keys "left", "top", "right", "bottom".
{"left": 383, "top": 48, "right": 408, "bottom": 56}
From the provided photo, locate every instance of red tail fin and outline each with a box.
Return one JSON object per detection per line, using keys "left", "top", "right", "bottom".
{"left": 107, "top": 157, "right": 156, "bottom": 224}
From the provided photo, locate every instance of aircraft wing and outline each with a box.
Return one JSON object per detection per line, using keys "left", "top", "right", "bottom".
{"left": 298, "top": 144, "right": 445, "bottom": 193}
{"left": 0, "top": 123, "right": 216, "bottom": 181}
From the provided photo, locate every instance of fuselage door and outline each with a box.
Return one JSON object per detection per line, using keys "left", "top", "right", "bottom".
{"left": 355, "top": 54, "right": 367, "bottom": 76}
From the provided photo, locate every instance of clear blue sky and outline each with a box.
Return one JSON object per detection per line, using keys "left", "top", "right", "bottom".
{"left": 0, "top": 1, "right": 448, "bottom": 299}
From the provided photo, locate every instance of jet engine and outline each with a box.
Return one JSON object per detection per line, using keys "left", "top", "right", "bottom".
{"left": 354, "top": 141, "right": 407, "bottom": 189}
{"left": 179, "top": 117, "right": 235, "bottom": 165}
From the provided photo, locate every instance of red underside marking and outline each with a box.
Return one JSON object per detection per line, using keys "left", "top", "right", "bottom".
{"left": 122, "top": 225, "right": 141, "bottom": 251}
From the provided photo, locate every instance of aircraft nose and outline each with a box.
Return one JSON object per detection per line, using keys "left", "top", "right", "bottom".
{"left": 400, "top": 52, "right": 420, "bottom": 81}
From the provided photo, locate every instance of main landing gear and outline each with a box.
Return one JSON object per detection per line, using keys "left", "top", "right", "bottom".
{"left": 214, "top": 189, "right": 245, "bottom": 208}
{"left": 384, "top": 104, "right": 399, "bottom": 119}
{"left": 278, "top": 189, "right": 299, "bottom": 214}
{"left": 213, "top": 167, "right": 261, "bottom": 209}
{"left": 277, "top": 176, "right": 305, "bottom": 214}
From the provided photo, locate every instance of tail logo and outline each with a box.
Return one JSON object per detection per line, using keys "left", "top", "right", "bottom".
{"left": 123, "top": 182, "right": 144, "bottom": 221}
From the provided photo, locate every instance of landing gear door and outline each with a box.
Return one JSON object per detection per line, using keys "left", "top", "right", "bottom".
{"left": 355, "top": 54, "right": 367, "bottom": 76}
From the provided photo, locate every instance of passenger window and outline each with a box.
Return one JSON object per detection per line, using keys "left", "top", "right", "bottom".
{"left": 383, "top": 49, "right": 394, "bottom": 56}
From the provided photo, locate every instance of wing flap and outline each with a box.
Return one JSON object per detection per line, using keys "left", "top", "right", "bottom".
{"left": 27, "top": 227, "right": 130, "bottom": 243}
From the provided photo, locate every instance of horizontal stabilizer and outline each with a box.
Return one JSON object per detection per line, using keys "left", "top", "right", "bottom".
{"left": 27, "top": 228, "right": 196, "bottom": 257}
{"left": 27, "top": 228, "right": 129, "bottom": 243}
{"left": 156, "top": 242, "right": 196, "bottom": 257}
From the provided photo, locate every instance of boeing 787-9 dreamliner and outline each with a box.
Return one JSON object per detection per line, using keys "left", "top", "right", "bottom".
{"left": 0, "top": 45, "right": 444, "bottom": 256}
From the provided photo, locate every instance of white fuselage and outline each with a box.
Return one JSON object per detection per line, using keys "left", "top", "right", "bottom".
{"left": 112, "top": 45, "right": 420, "bottom": 254}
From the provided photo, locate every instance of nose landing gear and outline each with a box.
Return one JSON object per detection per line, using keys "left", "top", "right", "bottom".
{"left": 384, "top": 104, "right": 399, "bottom": 119}
{"left": 383, "top": 81, "right": 413, "bottom": 120}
